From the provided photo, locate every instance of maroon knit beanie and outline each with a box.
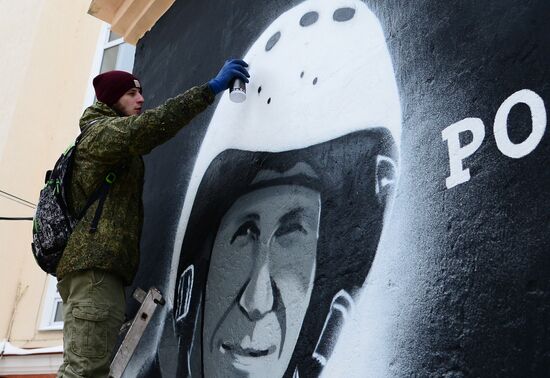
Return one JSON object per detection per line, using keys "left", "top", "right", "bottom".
{"left": 93, "top": 70, "right": 142, "bottom": 107}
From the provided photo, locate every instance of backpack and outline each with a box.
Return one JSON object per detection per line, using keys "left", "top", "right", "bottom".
{"left": 31, "top": 133, "right": 118, "bottom": 276}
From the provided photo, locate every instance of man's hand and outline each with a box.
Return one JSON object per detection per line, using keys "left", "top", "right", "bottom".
{"left": 208, "top": 59, "right": 250, "bottom": 95}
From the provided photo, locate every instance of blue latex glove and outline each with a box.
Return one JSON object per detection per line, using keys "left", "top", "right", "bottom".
{"left": 208, "top": 59, "right": 250, "bottom": 95}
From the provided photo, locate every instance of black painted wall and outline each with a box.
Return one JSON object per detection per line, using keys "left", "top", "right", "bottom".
{"left": 123, "top": 0, "right": 550, "bottom": 376}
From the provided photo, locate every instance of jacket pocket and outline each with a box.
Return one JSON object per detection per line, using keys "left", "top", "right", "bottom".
{"left": 71, "top": 304, "right": 109, "bottom": 358}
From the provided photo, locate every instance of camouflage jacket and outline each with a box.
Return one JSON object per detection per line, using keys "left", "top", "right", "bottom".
{"left": 56, "top": 84, "right": 215, "bottom": 285}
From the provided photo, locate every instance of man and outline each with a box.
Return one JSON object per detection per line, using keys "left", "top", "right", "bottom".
{"left": 55, "top": 59, "right": 250, "bottom": 378}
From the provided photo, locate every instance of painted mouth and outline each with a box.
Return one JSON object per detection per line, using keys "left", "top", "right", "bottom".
{"left": 220, "top": 342, "right": 276, "bottom": 358}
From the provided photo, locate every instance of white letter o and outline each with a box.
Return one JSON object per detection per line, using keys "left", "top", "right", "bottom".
{"left": 494, "top": 89, "right": 547, "bottom": 159}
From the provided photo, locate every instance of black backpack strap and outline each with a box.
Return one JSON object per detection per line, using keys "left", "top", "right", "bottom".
{"left": 71, "top": 123, "right": 122, "bottom": 233}
{"left": 90, "top": 172, "right": 116, "bottom": 234}
{"left": 77, "top": 167, "right": 123, "bottom": 234}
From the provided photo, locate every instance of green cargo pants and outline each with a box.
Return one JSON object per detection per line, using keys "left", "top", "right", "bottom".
{"left": 56, "top": 269, "right": 125, "bottom": 378}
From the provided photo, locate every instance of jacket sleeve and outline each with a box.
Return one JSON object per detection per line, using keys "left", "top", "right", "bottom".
{"left": 79, "top": 84, "right": 215, "bottom": 164}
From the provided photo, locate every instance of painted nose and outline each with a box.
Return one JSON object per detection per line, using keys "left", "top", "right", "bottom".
{"left": 238, "top": 261, "right": 274, "bottom": 321}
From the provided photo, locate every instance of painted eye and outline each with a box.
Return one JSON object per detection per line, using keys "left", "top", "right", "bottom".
{"left": 275, "top": 222, "right": 307, "bottom": 238}
{"left": 231, "top": 221, "right": 260, "bottom": 244}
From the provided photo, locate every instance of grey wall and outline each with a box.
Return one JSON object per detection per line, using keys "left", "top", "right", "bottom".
{"left": 122, "top": 0, "right": 550, "bottom": 376}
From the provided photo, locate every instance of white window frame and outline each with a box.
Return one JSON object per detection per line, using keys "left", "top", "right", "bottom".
{"left": 39, "top": 275, "right": 63, "bottom": 331}
{"left": 82, "top": 23, "right": 136, "bottom": 110}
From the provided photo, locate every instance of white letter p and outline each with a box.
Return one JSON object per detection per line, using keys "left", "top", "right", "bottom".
{"left": 442, "top": 118, "right": 486, "bottom": 189}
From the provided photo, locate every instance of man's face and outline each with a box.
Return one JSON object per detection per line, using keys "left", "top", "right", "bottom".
{"left": 113, "top": 87, "right": 144, "bottom": 116}
{"left": 203, "top": 185, "right": 321, "bottom": 378}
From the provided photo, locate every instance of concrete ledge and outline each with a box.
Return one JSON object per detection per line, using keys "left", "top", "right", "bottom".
{"left": 88, "top": 0, "right": 175, "bottom": 45}
{"left": 0, "top": 340, "right": 62, "bottom": 375}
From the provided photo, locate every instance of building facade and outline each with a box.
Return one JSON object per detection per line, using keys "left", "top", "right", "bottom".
{"left": 0, "top": 0, "right": 137, "bottom": 375}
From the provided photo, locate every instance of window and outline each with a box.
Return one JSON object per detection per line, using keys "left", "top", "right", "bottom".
{"left": 39, "top": 276, "right": 63, "bottom": 331}
{"left": 83, "top": 23, "right": 136, "bottom": 108}
{"left": 98, "top": 29, "right": 136, "bottom": 74}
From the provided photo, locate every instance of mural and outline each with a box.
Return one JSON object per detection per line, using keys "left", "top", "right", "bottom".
{"left": 124, "top": 0, "right": 550, "bottom": 376}
{"left": 164, "top": 1, "right": 400, "bottom": 376}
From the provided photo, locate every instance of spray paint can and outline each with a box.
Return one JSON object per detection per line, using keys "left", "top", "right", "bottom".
{"left": 229, "top": 78, "right": 246, "bottom": 103}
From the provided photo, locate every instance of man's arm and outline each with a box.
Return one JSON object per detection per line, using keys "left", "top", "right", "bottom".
{"left": 79, "top": 84, "right": 214, "bottom": 164}
{"left": 80, "top": 59, "right": 249, "bottom": 164}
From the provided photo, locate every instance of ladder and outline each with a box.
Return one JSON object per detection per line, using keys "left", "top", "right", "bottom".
{"left": 109, "top": 287, "right": 165, "bottom": 378}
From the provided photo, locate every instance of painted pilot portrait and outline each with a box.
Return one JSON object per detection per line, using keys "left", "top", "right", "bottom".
{"left": 172, "top": 126, "right": 397, "bottom": 377}
{"left": 162, "top": 0, "right": 402, "bottom": 376}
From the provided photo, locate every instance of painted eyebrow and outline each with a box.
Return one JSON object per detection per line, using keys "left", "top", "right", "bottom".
{"left": 278, "top": 207, "right": 305, "bottom": 225}
{"left": 240, "top": 213, "right": 259, "bottom": 222}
